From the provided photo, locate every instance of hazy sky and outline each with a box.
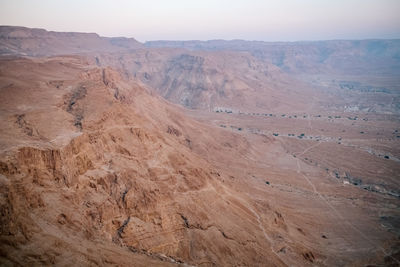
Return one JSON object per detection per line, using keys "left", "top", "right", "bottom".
{"left": 1, "top": 0, "right": 399, "bottom": 42}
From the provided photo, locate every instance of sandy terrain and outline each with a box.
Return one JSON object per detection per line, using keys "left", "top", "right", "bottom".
{"left": 0, "top": 26, "right": 399, "bottom": 266}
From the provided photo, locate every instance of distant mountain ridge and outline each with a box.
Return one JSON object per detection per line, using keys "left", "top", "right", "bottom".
{"left": 0, "top": 26, "right": 321, "bottom": 113}
{"left": 0, "top": 25, "right": 143, "bottom": 56}
{"left": 2, "top": 25, "right": 399, "bottom": 76}
{"left": 146, "top": 39, "right": 400, "bottom": 75}
{"left": 1, "top": 26, "right": 399, "bottom": 113}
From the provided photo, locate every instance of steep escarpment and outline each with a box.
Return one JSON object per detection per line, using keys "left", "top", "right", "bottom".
{"left": 92, "top": 49, "right": 322, "bottom": 113}
{"left": 146, "top": 39, "right": 400, "bottom": 76}
{"left": 0, "top": 57, "right": 291, "bottom": 266}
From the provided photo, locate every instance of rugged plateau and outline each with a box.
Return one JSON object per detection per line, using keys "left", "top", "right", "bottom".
{"left": 0, "top": 26, "right": 399, "bottom": 266}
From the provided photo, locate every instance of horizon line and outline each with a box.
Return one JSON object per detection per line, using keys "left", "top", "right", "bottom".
{"left": 2, "top": 24, "right": 400, "bottom": 44}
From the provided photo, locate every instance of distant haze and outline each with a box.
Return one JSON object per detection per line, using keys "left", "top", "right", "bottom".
{"left": 1, "top": 0, "right": 399, "bottom": 42}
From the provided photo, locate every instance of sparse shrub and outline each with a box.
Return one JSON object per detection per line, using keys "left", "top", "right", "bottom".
{"left": 273, "top": 133, "right": 279, "bottom": 136}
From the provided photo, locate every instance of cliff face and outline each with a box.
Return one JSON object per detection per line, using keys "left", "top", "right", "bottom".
{"left": 92, "top": 49, "right": 321, "bottom": 113}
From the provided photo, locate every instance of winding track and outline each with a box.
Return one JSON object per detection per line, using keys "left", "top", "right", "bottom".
{"left": 295, "top": 111, "right": 400, "bottom": 265}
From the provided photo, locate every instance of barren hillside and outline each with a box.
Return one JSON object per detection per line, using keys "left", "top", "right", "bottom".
{"left": 0, "top": 27, "right": 399, "bottom": 266}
